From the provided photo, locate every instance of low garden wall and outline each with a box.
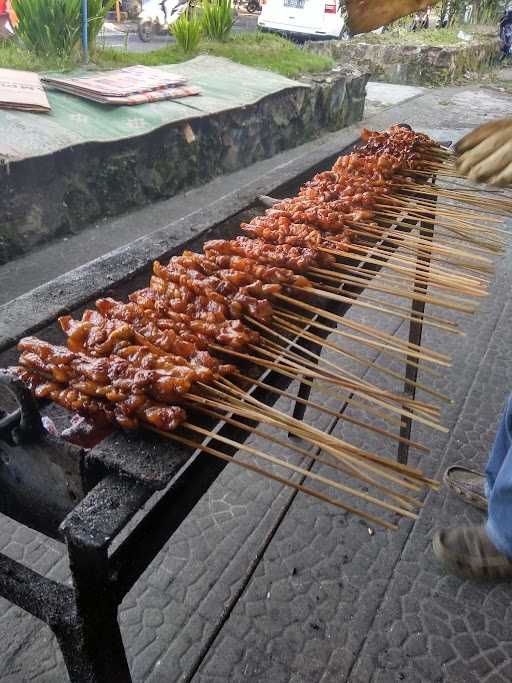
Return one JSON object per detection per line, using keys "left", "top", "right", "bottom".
{"left": 0, "top": 66, "right": 368, "bottom": 264}
{"left": 305, "top": 37, "right": 500, "bottom": 87}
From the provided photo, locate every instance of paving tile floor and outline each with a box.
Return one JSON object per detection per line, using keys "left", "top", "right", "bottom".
{"left": 1, "top": 80, "right": 512, "bottom": 682}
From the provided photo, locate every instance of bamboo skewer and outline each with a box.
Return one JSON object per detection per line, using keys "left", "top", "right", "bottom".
{"left": 252, "top": 341, "right": 406, "bottom": 428}
{"left": 251, "top": 345, "right": 407, "bottom": 428}
{"left": 220, "top": 345, "right": 447, "bottom": 432}
{"left": 252, "top": 339, "right": 440, "bottom": 422}
{"left": 274, "top": 294, "right": 451, "bottom": 365}
{"left": 272, "top": 309, "right": 429, "bottom": 379}
{"left": 372, "top": 220, "right": 500, "bottom": 261}
{"left": 247, "top": 314, "right": 434, "bottom": 408}
{"left": 292, "top": 284, "right": 475, "bottom": 324}
{"left": 322, "top": 245, "right": 493, "bottom": 282}
{"left": 260, "top": 337, "right": 441, "bottom": 421}
{"left": 332, "top": 229, "right": 494, "bottom": 275}
{"left": 386, "top": 196, "right": 506, "bottom": 224}
{"left": 370, "top": 199, "right": 504, "bottom": 242}
{"left": 186, "top": 388, "right": 413, "bottom": 481}
{"left": 321, "top": 262, "right": 484, "bottom": 298}
{"left": 196, "top": 405, "right": 423, "bottom": 511}
{"left": 310, "top": 265, "right": 486, "bottom": 300}
{"left": 314, "top": 286, "right": 464, "bottom": 336}
{"left": 182, "top": 421, "right": 418, "bottom": 519}
{"left": 250, "top": 327, "right": 441, "bottom": 418}
{"left": 345, "top": 242, "right": 492, "bottom": 284}
{"left": 272, "top": 315, "right": 450, "bottom": 404}
{"left": 406, "top": 201, "right": 507, "bottom": 228}
{"left": 310, "top": 263, "right": 481, "bottom": 303}
{"left": 212, "top": 343, "right": 406, "bottom": 428}
{"left": 286, "top": 284, "right": 466, "bottom": 330}
{"left": 307, "top": 280, "right": 467, "bottom": 331}
{"left": 187, "top": 389, "right": 411, "bottom": 489}
{"left": 260, "top": 338, "right": 441, "bottom": 422}
{"left": 308, "top": 271, "right": 478, "bottom": 312}
{"left": 148, "top": 426, "right": 398, "bottom": 530}
{"left": 367, "top": 217, "right": 502, "bottom": 259}
{"left": 345, "top": 243, "right": 491, "bottom": 285}
{"left": 274, "top": 309, "right": 441, "bottom": 379}
{"left": 216, "top": 377, "right": 440, "bottom": 487}
{"left": 234, "top": 371, "right": 430, "bottom": 452}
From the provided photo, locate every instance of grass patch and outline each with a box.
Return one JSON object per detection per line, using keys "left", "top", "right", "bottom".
{"left": 350, "top": 28, "right": 467, "bottom": 47}
{"left": 97, "top": 32, "right": 334, "bottom": 78}
{"left": 0, "top": 32, "right": 334, "bottom": 78}
{"left": 0, "top": 40, "right": 74, "bottom": 71}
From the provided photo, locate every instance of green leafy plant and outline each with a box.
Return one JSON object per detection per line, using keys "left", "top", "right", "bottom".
{"left": 87, "top": 0, "right": 115, "bottom": 48}
{"left": 170, "top": 13, "right": 203, "bottom": 54}
{"left": 11, "top": 0, "right": 113, "bottom": 58}
{"left": 200, "top": 0, "right": 235, "bottom": 42}
{"left": 11, "top": 0, "right": 80, "bottom": 57}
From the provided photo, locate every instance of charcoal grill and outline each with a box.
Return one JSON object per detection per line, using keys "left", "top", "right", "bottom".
{"left": 0, "top": 138, "right": 438, "bottom": 682}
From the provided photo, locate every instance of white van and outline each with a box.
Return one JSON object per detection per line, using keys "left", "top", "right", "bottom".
{"left": 258, "top": 0, "right": 346, "bottom": 40}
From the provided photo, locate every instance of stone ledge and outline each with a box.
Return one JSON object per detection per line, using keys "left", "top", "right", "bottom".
{"left": 0, "top": 66, "right": 368, "bottom": 265}
{"left": 306, "top": 37, "right": 500, "bottom": 87}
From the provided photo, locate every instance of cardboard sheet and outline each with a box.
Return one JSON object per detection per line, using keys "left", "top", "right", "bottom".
{"left": 42, "top": 65, "right": 188, "bottom": 98}
{"left": 0, "top": 68, "right": 50, "bottom": 113}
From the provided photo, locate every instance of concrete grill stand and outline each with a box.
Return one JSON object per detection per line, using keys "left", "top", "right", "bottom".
{"left": 0, "top": 135, "right": 439, "bottom": 682}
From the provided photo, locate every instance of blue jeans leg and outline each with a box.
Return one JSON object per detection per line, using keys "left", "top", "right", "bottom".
{"left": 485, "top": 394, "right": 512, "bottom": 558}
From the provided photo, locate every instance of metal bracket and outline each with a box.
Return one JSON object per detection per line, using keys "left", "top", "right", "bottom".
{"left": 0, "top": 370, "right": 44, "bottom": 445}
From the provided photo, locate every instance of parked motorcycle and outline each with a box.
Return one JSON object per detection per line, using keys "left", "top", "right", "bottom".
{"left": 245, "top": 0, "right": 261, "bottom": 13}
{"left": 137, "top": 0, "right": 189, "bottom": 41}
{"left": 233, "top": 0, "right": 259, "bottom": 13}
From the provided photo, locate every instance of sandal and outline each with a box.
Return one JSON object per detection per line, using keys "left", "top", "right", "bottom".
{"left": 443, "top": 465, "right": 487, "bottom": 512}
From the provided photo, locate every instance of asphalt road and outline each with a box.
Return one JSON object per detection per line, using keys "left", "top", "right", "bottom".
{"left": 101, "top": 12, "right": 259, "bottom": 52}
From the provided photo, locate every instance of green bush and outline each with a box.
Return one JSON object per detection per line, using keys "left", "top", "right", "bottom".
{"left": 170, "top": 13, "right": 203, "bottom": 54}
{"left": 200, "top": 0, "right": 235, "bottom": 42}
{"left": 11, "top": 0, "right": 113, "bottom": 58}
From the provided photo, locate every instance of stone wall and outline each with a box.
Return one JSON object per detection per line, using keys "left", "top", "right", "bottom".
{"left": 305, "top": 38, "right": 500, "bottom": 87}
{"left": 0, "top": 67, "right": 368, "bottom": 265}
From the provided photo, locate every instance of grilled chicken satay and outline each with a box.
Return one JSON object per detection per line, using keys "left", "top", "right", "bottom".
{"left": 150, "top": 263, "right": 275, "bottom": 322}
{"left": 175, "top": 251, "right": 312, "bottom": 288}
{"left": 203, "top": 236, "right": 328, "bottom": 272}
{"left": 241, "top": 220, "right": 353, "bottom": 252}
{"left": 17, "top": 338, "right": 200, "bottom": 428}
{"left": 129, "top": 287, "right": 261, "bottom": 349}
{"left": 18, "top": 338, "right": 199, "bottom": 401}
{"left": 12, "top": 123, "right": 442, "bottom": 439}
{"left": 11, "top": 366, "right": 186, "bottom": 432}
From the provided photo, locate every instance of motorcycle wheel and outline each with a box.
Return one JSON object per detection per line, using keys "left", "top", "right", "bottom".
{"left": 138, "top": 19, "right": 153, "bottom": 42}
{"left": 246, "top": 0, "right": 260, "bottom": 12}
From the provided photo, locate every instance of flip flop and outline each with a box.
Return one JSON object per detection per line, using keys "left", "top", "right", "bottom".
{"left": 443, "top": 465, "right": 487, "bottom": 512}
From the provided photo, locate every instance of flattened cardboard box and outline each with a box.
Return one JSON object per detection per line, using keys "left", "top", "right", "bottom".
{"left": 0, "top": 68, "right": 50, "bottom": 112}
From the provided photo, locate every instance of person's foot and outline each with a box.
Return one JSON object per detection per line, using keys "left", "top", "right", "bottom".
{"left": 433, "top": 526, "right": 512, "bottom": 579}
{"left": 443, "top": 465, "right": 487, "bottom": 511}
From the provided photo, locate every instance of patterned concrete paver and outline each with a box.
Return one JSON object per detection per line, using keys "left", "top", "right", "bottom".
{"left": 2, "top": 84, "right": 512, "bottom": 682}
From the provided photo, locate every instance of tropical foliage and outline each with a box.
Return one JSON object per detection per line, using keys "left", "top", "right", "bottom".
{"left": 170, "top": 12, "right": 203, "bottom": 53}
{"left": 199, "top": 0, "right": 236, "bottom": 41}
{"left": 11, "top": 0, "right": 113, "bottom": 58}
